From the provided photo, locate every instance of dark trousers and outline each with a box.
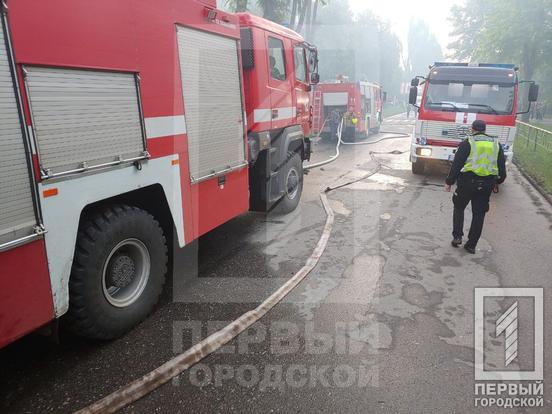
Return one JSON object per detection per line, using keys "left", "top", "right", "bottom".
{"left": 452, "top": 175, "right": 495, "bottom": 248}
{"left": 330, "top": 122, "right": 337, "bottom": 139}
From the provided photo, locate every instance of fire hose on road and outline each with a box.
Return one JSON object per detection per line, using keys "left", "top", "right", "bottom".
{"left": 75, "top": 119, "right": 410, "bottom": 414}
{"left": 305, "top": 117, "right": 411, "bottom": 171}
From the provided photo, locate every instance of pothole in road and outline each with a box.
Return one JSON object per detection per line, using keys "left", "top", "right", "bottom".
{"left": 401, "top": 282, "right": 444, "bottom": 309}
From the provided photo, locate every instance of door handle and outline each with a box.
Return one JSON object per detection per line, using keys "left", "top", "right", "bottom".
{"left": 272, "top": 109, "right": 279, "bottom": 120}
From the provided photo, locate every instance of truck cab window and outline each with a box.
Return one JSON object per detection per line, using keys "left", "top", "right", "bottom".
{"left": 294, "top": 47, "right": 306, "bottom": 83}
{"left": 268, "top": 37, "right": 286, "bottom": 81}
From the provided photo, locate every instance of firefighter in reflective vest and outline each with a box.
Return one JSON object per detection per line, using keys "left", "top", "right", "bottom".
{"left": 445, "top": 120, "right": 506, "bottom": 254}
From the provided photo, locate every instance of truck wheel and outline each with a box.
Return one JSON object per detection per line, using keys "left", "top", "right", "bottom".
{"left": 65, "top": 205, "right": 167, "bottom": 340}
{"left": 274, "top": 151, "right": 303, "bottom": 214}
{"left": 411, "top": 159, "right": 425, "bottom": 175}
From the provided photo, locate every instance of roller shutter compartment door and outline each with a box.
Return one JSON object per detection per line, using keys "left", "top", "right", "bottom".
{"left": 177, "top": 27, "right": 246, "bottom": 182}
{"left": 24, "top": 67, "right": 146, "bottom": 177}
{"left": 0, "top": 20, "right": 37, "bottom": 246}
{"left": 323, "top": 92, "right": 349, "bottom": 106}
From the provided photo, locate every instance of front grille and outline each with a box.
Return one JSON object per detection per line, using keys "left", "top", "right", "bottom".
{"left": 421, "top": 121, "right": 510, "bottom": 143}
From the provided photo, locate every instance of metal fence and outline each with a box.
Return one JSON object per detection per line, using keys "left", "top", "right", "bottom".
{"left": 515, "top": 121, "right": 552, "bottom": 153}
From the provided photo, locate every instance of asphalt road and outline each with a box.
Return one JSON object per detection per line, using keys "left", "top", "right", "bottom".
{"left": 2, "top": 113, "right": 551, "bottom": 413}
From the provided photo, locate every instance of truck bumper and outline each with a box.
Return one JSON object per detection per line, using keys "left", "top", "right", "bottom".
{"left": 410, "top": 144, "right": 514, "bottom": 164}
{"left": 410, "top": 144, "right": 458, "bottom": 163}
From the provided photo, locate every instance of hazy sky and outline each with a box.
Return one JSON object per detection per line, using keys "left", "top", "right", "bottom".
{"left": 348, "top": 0, "right": 464, "bottom": 54}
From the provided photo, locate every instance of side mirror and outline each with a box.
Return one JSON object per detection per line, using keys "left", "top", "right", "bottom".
{"left": 409, "top": 86, "right": 418, "bottom": 106}
{"left": 528, "top": 83, "right": 539, "bottom": 102}
{"left": 382, "top": 91, "right": 388, "bottom": 103}
{"left": 411, "top": 78, "right": 420, "bottom": 87}
{"left": 310, "top": 72, "right": 320, "bottom": 85}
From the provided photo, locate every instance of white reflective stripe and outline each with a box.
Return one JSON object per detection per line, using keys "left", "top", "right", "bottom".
{"left": 455, "top": 112, "right": 477, "bottom": 124}
{"left": 253, "top": 107, "right": 297, "bottom": 123}
{"left": 253, "top": 109, "right": 271, "bottom": 123}
{"left": 277, "top": 106, "right": 296, "bottom": 120}
{"left": 145, "top": 115, "right": 187, "bottom": 139}
{"left": 455, "top": 113, "right": 464, "bottom": 124}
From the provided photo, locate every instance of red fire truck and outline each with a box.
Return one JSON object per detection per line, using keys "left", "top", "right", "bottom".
{"left": 313, "top": 79, "right": 385, "bottom": 139}
{"left": 0, "top": 0, "right": 319, "bottom": 348}
{"left": 409, "top": 62, "right": 539, "bottom": 174}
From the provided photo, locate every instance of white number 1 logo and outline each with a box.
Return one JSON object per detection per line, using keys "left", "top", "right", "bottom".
{"left": 496, "top": 301, "right": 518, "bottom": 366}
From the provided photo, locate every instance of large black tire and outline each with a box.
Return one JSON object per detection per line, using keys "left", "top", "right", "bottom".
{"left": 273, "top": 151, "right": 304, "bottom": 214}
{"left": 412, "top": 159, "right": 425, "bottom": 175}
{"left": 65, "top": 205, "right": 167, "bottom": 340}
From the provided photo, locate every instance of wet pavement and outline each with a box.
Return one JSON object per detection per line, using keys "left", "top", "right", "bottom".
{"left": 2, "top": 114, "right": 552, "bottom": 413}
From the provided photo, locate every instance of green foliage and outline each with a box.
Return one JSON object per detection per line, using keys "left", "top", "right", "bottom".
{"left": 256, "top": 0, "right": 289, "bottom": 22}
{"left": 514, "top": 130, "right": 552, "bottom": 193}
{"left": 532, "top": 123, "right": 552, "bottom": 133}
{"left": 448, "top": 0, "right": 552, "bottom": 104}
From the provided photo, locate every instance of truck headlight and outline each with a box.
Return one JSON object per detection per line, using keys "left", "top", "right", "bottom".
{"left": 420, "top": 148, "right": 432, "bottom": 157}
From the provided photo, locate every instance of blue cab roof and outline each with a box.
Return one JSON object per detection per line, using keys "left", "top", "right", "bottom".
{"left": 433, "top": 62, "right": 517, "bottom": 70}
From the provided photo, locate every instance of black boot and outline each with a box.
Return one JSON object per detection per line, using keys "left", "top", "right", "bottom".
{"left": 464, "top": 244, "right": 476, "bottom": 254}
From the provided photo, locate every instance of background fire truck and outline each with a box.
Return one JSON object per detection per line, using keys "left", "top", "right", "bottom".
{"left": 313, "top": 79, "right": 385, "bottom": 139}
{"left": 408, "top": 62, "right": 539, "bottom": 175}
{"left": 0, "top": 0, "right": 319, "bottom": 348}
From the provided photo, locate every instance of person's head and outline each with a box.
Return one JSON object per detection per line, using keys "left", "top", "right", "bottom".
{"left": 269, "top": 56, "right": 276, "bottom": 69}
{"left": 472, "top": 120, "right": 486, "bottom": 134}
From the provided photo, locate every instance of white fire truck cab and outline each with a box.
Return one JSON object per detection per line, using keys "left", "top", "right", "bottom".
{"left": 408, "top": 62, "right": 539, "bottom": 174}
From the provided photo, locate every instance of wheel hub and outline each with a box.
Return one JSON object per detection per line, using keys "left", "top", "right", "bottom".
{"left": 107, "top": 254, "right": 136, "bottom": 288}
{"left": 102, "top": 239, "right": 151, "bottom": 308}
{"left": 286, "top": 167, "right": 299, "bottom": 200}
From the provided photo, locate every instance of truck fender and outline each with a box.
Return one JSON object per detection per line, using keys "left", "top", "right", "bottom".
{"left": 279, "top": 125, "right": 305, "bottom": 163}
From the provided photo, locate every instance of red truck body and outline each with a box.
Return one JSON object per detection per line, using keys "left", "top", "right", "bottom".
{"left": 313, "top": 80, "right": 384, "bottom": 138}
{"left": 238, "top": 13, "right": 313, "bottom": 137}
{"left": 0, "top": 0, "right": 317, "bottom": 348}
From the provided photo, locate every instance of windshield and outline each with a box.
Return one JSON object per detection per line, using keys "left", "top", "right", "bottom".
{"left": 424, "top": 81, "right": 515, "bottom": 115}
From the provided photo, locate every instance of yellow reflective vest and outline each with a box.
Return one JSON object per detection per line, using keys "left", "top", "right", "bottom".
{"left": 461, "top": 134, "right": 500, "bottom": 177}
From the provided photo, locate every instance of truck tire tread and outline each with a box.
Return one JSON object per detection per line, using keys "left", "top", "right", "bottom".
{"left": 273, "top": 151, "right": 304, "bottom": 214}
{"left": 64, "top": 204, "right": 167, "bottom": 340}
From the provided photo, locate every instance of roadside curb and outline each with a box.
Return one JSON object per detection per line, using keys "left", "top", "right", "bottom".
{"left": 513, "top": 158, "right": 552, "bottom": 206}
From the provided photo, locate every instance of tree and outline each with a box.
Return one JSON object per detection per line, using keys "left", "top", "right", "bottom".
{"left": 406, "top": 19, "right": 443, "bottom": 78}
{"left": 448, "top": 0, "right": 552, "bottom": 116}
{"left": 256, "top": 0, "right": 290, "bottom": 23}
{"left": 222, "top": 0, "right": 405, "bottom": 96}
{"left": 225, "top": 0, "right": 249, "bottom": 12}
{"left": 225, "top": 0, "right": 328, "bottom": 40}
